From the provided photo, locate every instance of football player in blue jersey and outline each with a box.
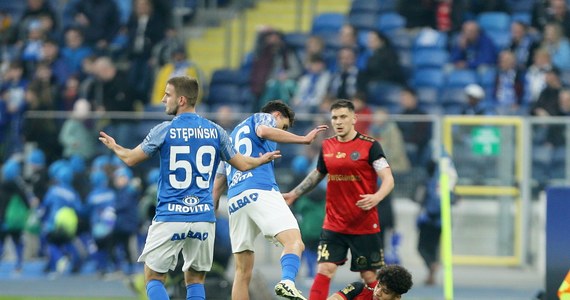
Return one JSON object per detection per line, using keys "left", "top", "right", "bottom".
{"left": 213, "top": 100, "right": 328, "bottom": 300}
{"left": 99, "top": 76, "right": 280, "bottom": 300}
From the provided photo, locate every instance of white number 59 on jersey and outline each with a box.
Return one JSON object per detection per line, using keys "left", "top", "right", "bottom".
{"left": 169, "top": 145, "right": 216, "bottom": 189}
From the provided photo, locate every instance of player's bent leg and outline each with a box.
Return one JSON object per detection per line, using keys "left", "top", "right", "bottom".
{"left": 232, "top": 250, "right": 255, "bottom": 300}
{"left": 144, "top": 264, "right": 169, "bottom": 300}
{"left": 275, "top": 229, "right": 305, "bottom": 256}
{"left": 359, "top": 269, "right": 377, "bottom": 285}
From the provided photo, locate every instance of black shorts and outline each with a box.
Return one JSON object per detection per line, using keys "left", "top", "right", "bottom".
{"left": 317, "top": 229, "right": 383, "bottom": 272}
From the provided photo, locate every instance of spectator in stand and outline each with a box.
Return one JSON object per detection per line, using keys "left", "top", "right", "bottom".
{"left": 60, "top": 75, "right": 81, "bottom": 111}
{"left": 494, "top": 50, "right": 526, "bottom": 115}
{"left": 111, "top": 167, "right": 140, "bottom": 275}
{"left": 397, "top": 88, "right": 431, "bottom": 167}
{"left": 450, "top": 21, "right": 497, "bottom": 71}
{"left": 1, "top": 61, "right": 28, "bottom": 158}
{"left": 545, "top": 88, "right": 570, "bottom": 147}
{"left": 338, "top": 24, "right": 365, "bottom": 69}
{"left": 150, "top": 27, "right": 184, "bottom": 71}
{"left": 300, "top": 35, "right": 325, "bottom": 66}
{"left": 19, "top": 20, "right": 45, "bottom": 77}
{"left": 541, "top": 22, "right": 570, "bottom": 71}
{"left": 352, "top": 92, "right": 372, "bottom": 136}
{"left": 24, "top": 61, "right": 62, "bottom": 162}
{"left": 59, "top": 99, "right": 97, "bottom": 161}
{"left": 509, "top": 21, "right": 539, "bottom": 71}
{"left": 0, "top": 158, "right": 31, "bottom": 273}
{"left": 12, "top": 0, "right": 59, "bottom": 43}
{"left": 531, "top": 67, "right": 563, "bottom": 116}
{"left": 525, "top": 49, "right": 554, "bottom": 104}
{"left": 60, "top": 27, "right": 94, "bottom": 79}
{"left": 249, "top": 27, "right": 303, "bottom": 110}
{"left": 86, "top": 56, "right": 136, "bottom": 148}
{"left": 126, "top": 0, "right": 167, "bottom": 105}
{"left": 369, "top": 108, "right": 411, "bottom": 175}
{"left": 462, "top": 84, "right": 496, "bottom": 115}
{"left": 40, "top": 39, "right": 72, "bottom": 87}
{"left": 533, "top": 0, "right": 570, "bottom": 38}
{"left": 357, "top": 30, "right": 406, "bottom": 92}
{"left": 434, "top": 0, "right": 465, "bottom": 34}
{"left": 64, "top": 0, "right": 121, "bottom": 53}
{"left": 466, "top": 0, "right": 507, "bottom": 15}
{"left": 150, "top": 45, "right": 205, "bottom": 106}
{"left": 328, "top": 47, "right": 359, "bottom": 100}
{"left": 291, "top": 54, "right": 331, "bottom": 115}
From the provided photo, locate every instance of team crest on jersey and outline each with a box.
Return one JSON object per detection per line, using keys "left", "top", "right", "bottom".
{"left": 183, "top": 196, "right": 200, "bottom": 206}
{"left": 350, "top": 151, "right": 360, "bottom": 160}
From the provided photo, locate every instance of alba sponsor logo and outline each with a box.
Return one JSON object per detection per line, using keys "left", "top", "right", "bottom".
{"left": 171, "top": 230, "right": 209, "bottom": 241}
{"left": 228, "top": 192, "right": 259, "bottom": 215}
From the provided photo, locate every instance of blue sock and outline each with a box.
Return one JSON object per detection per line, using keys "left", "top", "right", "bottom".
{"left": 186, "top": 283, "right": 205, "bottom": 300}
{"left": 281, "top": 253, "right": 300, "bottom": 282}
{"left": 146, "top": 279, "right": 169, "bottom": 300}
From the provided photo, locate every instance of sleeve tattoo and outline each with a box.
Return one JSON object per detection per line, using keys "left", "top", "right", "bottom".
{"left": 293, "top": 169, "right": 325, "bottom": 196}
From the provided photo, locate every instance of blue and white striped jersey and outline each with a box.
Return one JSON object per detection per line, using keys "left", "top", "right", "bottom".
{"left": 141, "top": 113, "right": 236, "bottom": 222}
{"left": 225, "top": 113, "right": 279, "bottom": 198}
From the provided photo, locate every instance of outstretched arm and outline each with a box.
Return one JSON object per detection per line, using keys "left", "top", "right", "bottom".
{"left": 282, "top": 169, "right": 326, "bottom": 205}
{"left": 99, "top": 131, "right": 149, "bottom": 166}
{"left": 256, "top": 124, "right": 328, "bottom": 144}
{"left": 227, "top": 151, "right": 281, "bottom": 172}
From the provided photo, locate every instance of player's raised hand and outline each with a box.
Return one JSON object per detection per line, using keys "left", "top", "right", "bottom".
{"left": 98, "top": 131, "right": 117, "bottom": 150}
{"left": 303, "top": 124, "right": 329, "bottom": 144}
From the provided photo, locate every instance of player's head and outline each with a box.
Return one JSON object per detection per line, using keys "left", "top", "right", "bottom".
{"left": 373, "top": 265, "right": 413, "bottom": 300}
{"left": 329, "top": 99, "right": 356, "bottom": 138}
{"left": 164, "top": 76, "right": 199, "bottom": 115}
{"left": 261, "top": 100, "right": 295, "bottom": 131}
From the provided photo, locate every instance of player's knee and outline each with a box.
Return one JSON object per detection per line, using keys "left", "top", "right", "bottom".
{"left": 317, "top": 262, "right": 337, "bottom": 277}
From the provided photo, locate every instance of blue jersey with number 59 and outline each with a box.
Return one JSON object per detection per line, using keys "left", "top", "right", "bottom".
{"left": 141, "top": 113, "right": 236, "bottom": 222}
{"left": 226, "top": 113, "right": 278, "bottom": 198}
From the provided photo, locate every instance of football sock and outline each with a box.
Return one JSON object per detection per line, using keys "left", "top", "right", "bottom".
{"left": 146, "top": 279, "right": 169, "bottom": 300}
{"left": 310, "top": 273, "right": 331, "bottom": 300}
{"left": 280, "top": 253, "right": 301, "bottom": 282}
{"left": 186, "top": 283, "right": 205, "bottom": 300}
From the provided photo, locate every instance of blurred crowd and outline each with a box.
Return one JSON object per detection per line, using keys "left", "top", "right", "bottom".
{"left": 0, "top": 0, "right": 568, "bottom": 284}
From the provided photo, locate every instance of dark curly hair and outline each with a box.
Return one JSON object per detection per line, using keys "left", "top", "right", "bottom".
{"left": 376, "top": 265, "right": 413, "bottom": 295}
{"left": 261, "top": 100, "right": 295, "bottom": 127}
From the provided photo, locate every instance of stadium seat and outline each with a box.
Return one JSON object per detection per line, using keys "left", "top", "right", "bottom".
{"left": 477, "top": 12, "right": 511, "bottom": 33}
{"left": 377, "top": 12, "right": 406, "bottom": 33}
{"left": 413, "top": 28, "right": 448, "bottom": 50}
{"left": 486, "top": 30, "right": 511, "bottom": 50}
{"left": 348, "top": 11, "right": 379, "bottom": 32}
{"left": 506, "top": 0, "right": 534, "bottom": 13}
{"left": 284, "top": 32, "right": 309, "bottom": 52}
{"left": 367, "top": 80, "right": 403, "bottom": 106}
{"left": 350, "top": 0, "right": 382, "bottom": 14}
{"left": 412, "top": 48, "right": 449, "bottom": 69}
{"left": 388, "top": 30, "right": 413, "bottom": 50}
{"left": 512, "top": 12, "right": 531, "bottom": 25}
{"left": 207, "top": 84, "right": 241, "bottom": 106}
{"left": 440, "top": 69, "right": 477, "bottom": 106}
{"left": 210, "top": 68, "right": 248, "bottom": 86}
{"left": 311, "top": 12, "right": 345, "bottom": 36}
{"left": 412, "top": 68, "right": 445, "bottom": 104}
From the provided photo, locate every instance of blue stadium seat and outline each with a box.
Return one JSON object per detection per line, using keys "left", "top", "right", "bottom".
{"left": 376, "top": 0, "right": 397, "bottom": 13}
{"left": 413, "top": 28, "right": 448, "bottom": 50}
{"left": 350, "top": 0, "right": 382, "bottom": 14}
{"left": 207, "top": 84, "right": 241, "bottom": 106}
{"left": 284, "top": 32, "right": 309, "bottom": 51}
{"left": 377, "top": 12, "right": 406, "bottom": 33}
{"left": 367, "top": 80, "right": 403, "bottom": 106}
{"left": 311, "top": 13, "right": 345, "bottom": 36}
{"left": 486, "top": 30, "right": 511, "bottom": 50}
{"left": 412, "top": 48, "right": 449, "bottom": 69}
{"left": 506, "top": 0, "right": 534, "bottom": 13}
{"left": 412, "top": 68, "right": 445, "bottom": 104}
{"left": 477, "top": 12, "right": 511, "bottom": 33}
{"left": 210, "top": 68, "right": 248, "bottom": 86}
{"left": 512, "top": 12, "right": 531, "bottom": 25}
{"left": 440, "top": 69, "right": 477, "bottom": 106}
{"left": 348, "top": 11, "right": 379, "bottom": 31}
{"left": 388, "top": 30, "right": 413, "bottom": 50}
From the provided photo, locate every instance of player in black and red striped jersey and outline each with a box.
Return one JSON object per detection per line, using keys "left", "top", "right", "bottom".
{"left": 284, "top": 99, "right": 395, "bottom": 300}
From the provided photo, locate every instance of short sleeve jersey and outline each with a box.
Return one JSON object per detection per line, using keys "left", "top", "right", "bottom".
{"left": 141, "top": 113, "right": 236, "bottom": 223}
{"left": 225, "top": 113, "right": 279, "bottom": 198}
{"left": 317, "top": 133, "right": 384, "bottom": 234}
{"left": 335, "top": 280, "right": 377, "bottom": 300}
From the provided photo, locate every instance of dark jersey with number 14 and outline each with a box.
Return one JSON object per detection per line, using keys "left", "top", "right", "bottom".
{"left": 316, "top": 133, "right": 385, "bottom": 235}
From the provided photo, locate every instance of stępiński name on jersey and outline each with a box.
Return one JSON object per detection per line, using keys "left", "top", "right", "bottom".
{"left": 169, "top": 127, "right": 219, "bottom": 141}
